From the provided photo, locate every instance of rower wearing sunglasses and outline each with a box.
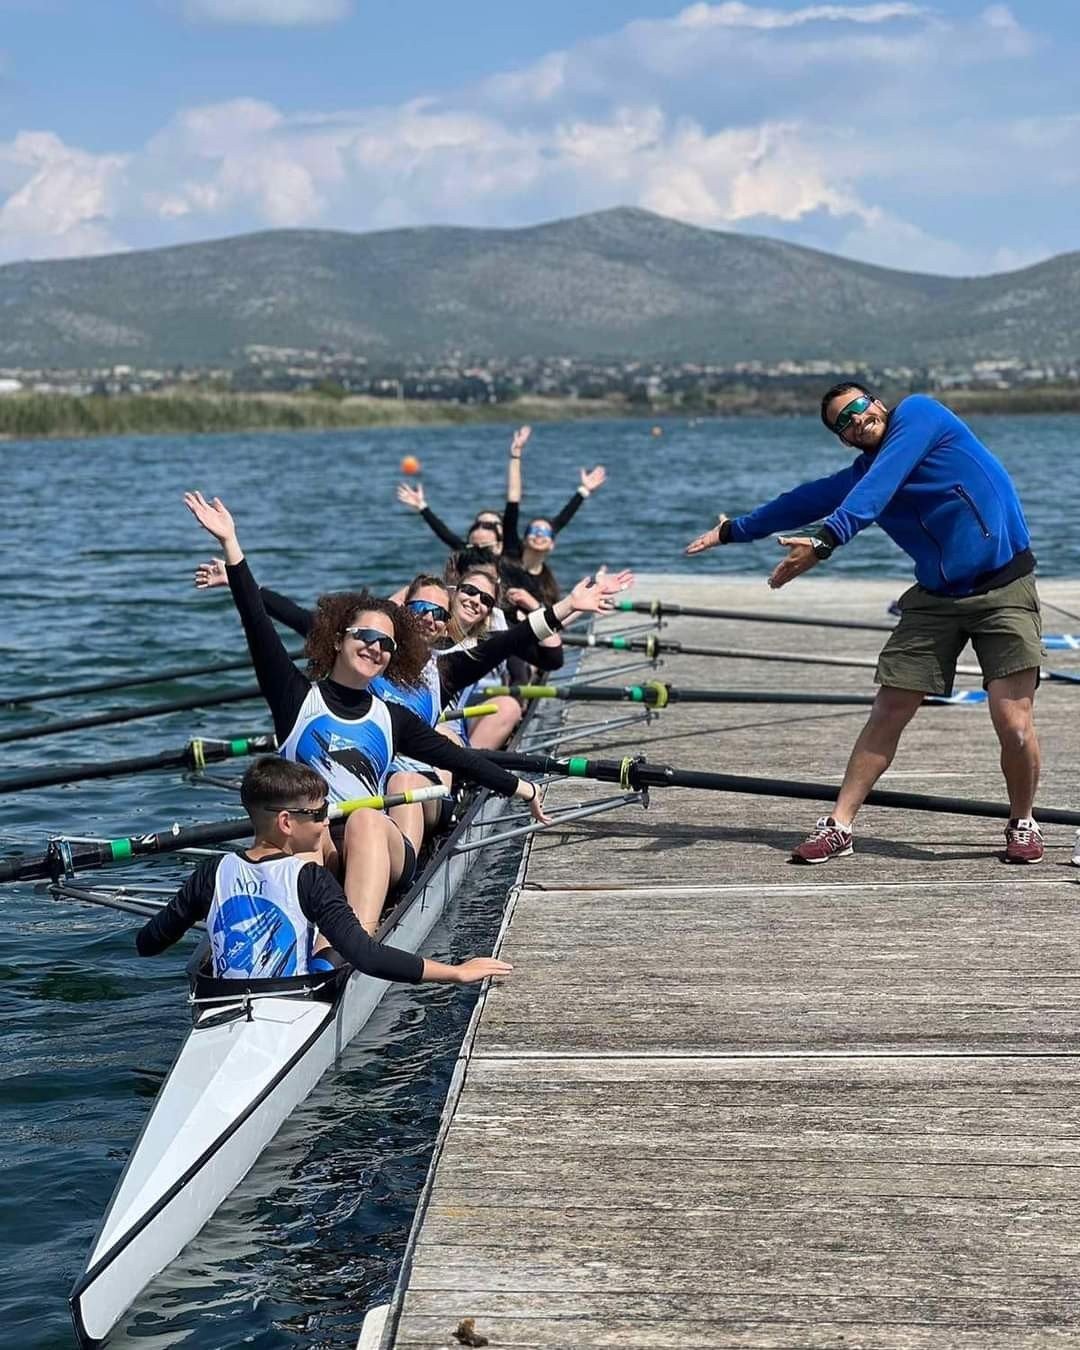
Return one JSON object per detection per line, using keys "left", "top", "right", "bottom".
{"left": 136, "top": 755, "right": 511, "bottom": 988}
{"left": 685, "top": 384, "right": 1043, "bottom": 867}
{"left": 186, "top": 491, "right": 630, "bottom": 931}
{"left": 185, "top": 491, "right": 566, "bottom": 933}
{"left": 395, "top": 425, "right": 607, "bottom": 603}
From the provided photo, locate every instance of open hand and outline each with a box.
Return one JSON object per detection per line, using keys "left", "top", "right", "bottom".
{"left": 580, "top": 465, "right": 606, "bottom": 493}
{"left": 194, "top": 557, "right": 227, "bottom": 590}
{"left": 454, "top": 956, "right": 514, "bottom": 984}
{"left": 184, "top": 491, "right": 237, "bottom": 546}
{"left": 768, "top": 536, "right": 819, "bottom": 589}
{"left": 528, "top": 787, "right": 551, "bottom": 826}
{"left": 396, "top": 482, "right": 426, "bottom": 512}
{"left": 509, "top": 426, "right": 531, "bottom": 459}
{"left": 567, "top": 568, "right": 634, "bottom": 614}
{"left": 684, "top": 515, "right": 729, "bottom": 556}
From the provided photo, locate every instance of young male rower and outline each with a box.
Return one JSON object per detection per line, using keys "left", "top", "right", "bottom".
{"left": 135, "top": 757, "right": 512, "bottom": 987}
{"left": 685, "top": 385, "right": 1044, "bottom": 865}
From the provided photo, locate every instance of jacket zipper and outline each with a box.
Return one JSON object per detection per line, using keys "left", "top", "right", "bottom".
{"left": 916, "top": 513, "right": 948, "bottom": 587}
{"left": 954, "top": 485, "right": 991, "bottom": 538}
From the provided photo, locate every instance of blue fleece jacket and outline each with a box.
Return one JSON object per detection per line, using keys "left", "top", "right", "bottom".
{"left": 727, "top": 395, "right": 1031, "bottom": 596}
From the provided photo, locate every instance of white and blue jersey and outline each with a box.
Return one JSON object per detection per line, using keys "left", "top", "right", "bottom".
{"left": 278, "top": 683, "right": 394, "bottom": 804}
{"left": 207, "top": 853, "right": 314, "bottom": 979}
{"left": 372, "top": 657, "right": 445, "bottom": 776}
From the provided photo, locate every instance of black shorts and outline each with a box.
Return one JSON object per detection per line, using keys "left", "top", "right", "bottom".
{"left": 328, "top": 817, "right": 417, "bottom": 899}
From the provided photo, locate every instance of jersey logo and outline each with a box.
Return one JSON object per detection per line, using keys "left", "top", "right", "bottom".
{"left": 295, "top": 714, "right": 390, "bottom": 799}
{"left": 211, "top": 893, "right": 304, "bottom": 978}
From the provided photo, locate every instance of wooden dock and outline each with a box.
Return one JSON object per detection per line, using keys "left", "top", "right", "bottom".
{"left": 380, "top": 575, "right": 1080, "bottom": 1349}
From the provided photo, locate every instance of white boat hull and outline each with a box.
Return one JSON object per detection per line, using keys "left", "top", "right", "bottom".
{"left": 71, "top": 778, "right": 525, "bottom": 1346}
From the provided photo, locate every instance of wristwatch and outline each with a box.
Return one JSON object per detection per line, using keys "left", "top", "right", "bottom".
{"left": 810, "top": 536, "right": 834, "bottom": 561}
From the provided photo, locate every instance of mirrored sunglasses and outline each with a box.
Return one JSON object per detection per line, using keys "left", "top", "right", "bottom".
{"left": 406, "top": 599, "right": 450, "bottom": 623}
{"left": 832, "top": 394, "right": 873, "bottom": 435}
{"left": 343, "top": 626, "right": 398, "bottom": 655}
{"left": 526, "top": 523, "right": 554, "bottom": 539}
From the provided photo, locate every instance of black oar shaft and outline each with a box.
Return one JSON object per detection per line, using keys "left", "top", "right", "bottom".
{"left": 616, "top": 599, "right": 894, "bottom": 632}
{"left": 484, "top": 682, "right": 877, "bottom": 707}
{"left": 0, "top": 787, "right": 444, "bottom": 884}
{"left": 0, "top": 685, "right": 263, "bottom": 745}
{"left": 479, "top": 750, "right": 1080, "bottom": 827}
{"left": 0, "top": 733, "right": 275, "bottom": 794}
{"left": 2, "top": 651, "right": 302, "bottom": 707}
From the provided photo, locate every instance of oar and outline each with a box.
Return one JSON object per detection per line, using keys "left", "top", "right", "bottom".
{"left": 0, "top": 733, "right": 276, "bottom": 795}
{"left": 481, "top": 681, "right": 985, "bottom": 708}
{"left": 564, "top": 634, "right": 1080, "bottom": 684}
{"left": 615, "top": 599, "right": 894, "bottom": 632}
{"left": 0, "top": 784, "right": 449, "bottom": 885}
{"left": 0, "top": 685, "right": 264, "bottom": 745}
{"left": 614, "top": 598, "right": 1080, "bottom": 648}
{"left": 478, "top": 749, "right": 1080, "bottom": 827}
{"left": 438, "top": 703, "right": 498, "bottom": 722}
{"left": 2, "top": 651, "right": 303, "bottom": 707}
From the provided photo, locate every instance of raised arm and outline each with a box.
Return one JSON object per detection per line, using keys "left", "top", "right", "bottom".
{"left": 184, "top": 492, "right": 310, "bottom": 741}
{"left": 439, "top": 570, "right": 630, "bottom": 698}
{"left": 398, "top": 479, "right": 468, "bottom": 550}
{"left": 551, "top": 465, "right": 606, "bottom": 534}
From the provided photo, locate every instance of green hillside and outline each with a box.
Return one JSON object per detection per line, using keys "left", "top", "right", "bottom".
{"left": 0, "top": 207, "right": 1076, "bottom": 368}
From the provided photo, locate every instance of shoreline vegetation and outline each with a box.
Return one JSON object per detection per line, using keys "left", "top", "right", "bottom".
{"left": 3, "top": 385, "right": 1080, "bottom": 442}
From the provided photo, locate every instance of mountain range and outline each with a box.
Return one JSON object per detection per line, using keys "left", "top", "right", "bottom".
{"left": 1, "top": 207, "right": 1077, "bottom": 370}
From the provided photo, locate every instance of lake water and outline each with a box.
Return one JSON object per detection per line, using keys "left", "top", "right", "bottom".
{"left": 2, "top": 412, "right": 1077, "bottom": 1347}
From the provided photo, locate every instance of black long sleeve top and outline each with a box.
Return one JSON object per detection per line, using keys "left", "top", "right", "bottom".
{"left": 225, "top": 557, "right": 520, "bottom": 796}
{"left": 259, "top": 586, "right": 564, "bottom": 690}
{"left": 135, "top": 852, "right": 425, "bottom": 982}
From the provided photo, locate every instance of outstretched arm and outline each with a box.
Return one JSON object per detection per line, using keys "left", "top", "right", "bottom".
{"left": 398, "top": 480, "right": 468, "bottom": 550}
{"left": 551, "top": 465, "right": 606, "bottom": 533}
{"left": 184, "top": 491, "right": 309, "bottom": 740}
{"left": 136, "top": 856, "right": 219, "bottom": 955}
{"left": 683, "top": 466, "right": 859, "bottom": 555}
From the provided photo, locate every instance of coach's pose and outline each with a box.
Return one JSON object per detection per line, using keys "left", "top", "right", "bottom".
{"left": 686, "top": 385, "right": 1043, "bottom": 864}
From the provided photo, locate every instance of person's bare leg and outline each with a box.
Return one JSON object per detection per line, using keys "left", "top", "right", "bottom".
{"left": 833, "top": 686, "right": 926, "bottom": 825}
{"left": 465, "top": 695, "right": 522, "bottom": 750}
{"left": 987, "top": 669, "right": 1040, "bottom": 818}
{"left": 340, "top": 809, "right": 406, "bottom": 933}
{"left": 385, "top": 769, "right": 434, "bottom": 854}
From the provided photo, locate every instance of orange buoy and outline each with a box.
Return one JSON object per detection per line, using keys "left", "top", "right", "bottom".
{"left": 400, "top": 455, "right": 422, "bottom": 475}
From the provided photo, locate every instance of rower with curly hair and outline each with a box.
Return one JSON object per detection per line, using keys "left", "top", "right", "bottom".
{"left": 184, "top": 491, "right": 552, "bottom": 933}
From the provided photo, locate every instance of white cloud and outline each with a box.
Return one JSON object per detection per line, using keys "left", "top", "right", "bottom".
{"left": 0, "top": 1, "right": 1067, "bottom": 274}
{"left": 0, "top": 131, "right": 127, "bottom": 260}
{"left": 183, "top": 0, "right": 351, "bottom": 25}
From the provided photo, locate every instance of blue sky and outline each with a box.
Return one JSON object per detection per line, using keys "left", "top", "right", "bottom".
{"left": 0, "top": 1, "right": 1077, "bottom": 274}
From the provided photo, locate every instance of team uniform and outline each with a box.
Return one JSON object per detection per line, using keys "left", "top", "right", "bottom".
{"left": 135, "top": 850, "right": 425, "bottom": 983}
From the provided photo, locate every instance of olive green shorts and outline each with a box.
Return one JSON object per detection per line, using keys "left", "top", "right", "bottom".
{"left": 876, "top": 573, "right": 1044, "bottom": 696}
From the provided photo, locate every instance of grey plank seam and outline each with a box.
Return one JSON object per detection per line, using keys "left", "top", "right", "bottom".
{"left": 475, "top": 1049, "right": 1080, "bottom": 1061}
{"left": 527, "top": 879, "right": 1079, "bottom": 894}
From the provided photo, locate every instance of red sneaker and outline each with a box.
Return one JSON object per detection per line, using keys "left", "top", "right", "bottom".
{"left": 1004, "top": 818, "right": 1044, "bottom": 864}
{"left": 791, "top": 816, "right": 853, "bottom": 864}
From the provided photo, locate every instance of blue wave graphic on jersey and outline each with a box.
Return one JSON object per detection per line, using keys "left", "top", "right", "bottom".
{"left": 211, "top": 893, "right": 302, "bottom": 978}
{"left": 371, "top": 675, "right": 437, "bottom": 725}
{"left": 294, "top": 713, "right": 391, "bottom": 797}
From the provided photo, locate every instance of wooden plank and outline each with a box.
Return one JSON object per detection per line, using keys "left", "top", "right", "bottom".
{"left": 385, "top": 575, "right": 1080, "bottom": 1350}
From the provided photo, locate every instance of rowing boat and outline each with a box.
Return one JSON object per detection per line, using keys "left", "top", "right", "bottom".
{"left": 67, "top": 703, "right": 545, "bottom": 1347}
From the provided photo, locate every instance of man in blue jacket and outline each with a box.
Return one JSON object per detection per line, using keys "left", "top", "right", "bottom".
{"left": 685, "top": 384, "right": 1043, "bottom": 864}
